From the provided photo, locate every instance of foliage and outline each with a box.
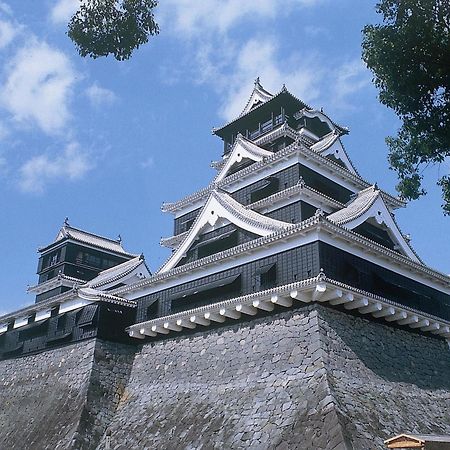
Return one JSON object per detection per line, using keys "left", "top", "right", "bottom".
{"left": 68, "top": 0, "right": 159, "bottom": 61}
{"left": 362, "top": 0, "right": 450, "bottom": 214}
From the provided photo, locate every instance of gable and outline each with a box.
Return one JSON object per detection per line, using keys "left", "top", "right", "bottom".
{"left": 311, "top": 131, "right": 358, "bottom": 175}
{"left": 328, "top": 189, "right": 420, "bottom": 262}
{"left": 214, "top": 135, "right": 273, "bottom": 183}
{"left": 239, "top": 79, "right": 274, "bottom": 117}
{"left": 159, "top": 190, "right": 292, "bottom": 273}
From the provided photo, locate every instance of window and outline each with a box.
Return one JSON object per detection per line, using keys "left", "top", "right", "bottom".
{"left": 197, "top": 230, "right": 238, "bottom": 259}
{"left": 146, "top": 299, "right": 159, "bottom": 319}
{"left": 180, "top": 217, "right": 195, "bottom": 233}
{"left": 171, "top": 275, "right": 241, "bottom": 313}
{"left": 250, "top": 177, "right": 279, "bottom": 203}
{"left": 84, "top": 253, "right": 101, "bottom": 268}
{"left": 254, "top": 264, "right": 277, "bottom": 290}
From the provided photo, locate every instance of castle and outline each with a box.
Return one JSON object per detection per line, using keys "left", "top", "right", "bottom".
{"left": 1, "top": 80, "right": 449, "bottom": 450}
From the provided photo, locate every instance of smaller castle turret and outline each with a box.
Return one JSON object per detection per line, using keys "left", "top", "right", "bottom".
{"left": 30, "top": 219, "right": 137, "bottom": 303}
{"left": 0, "top": 222, "right": 150, "bottom": 360}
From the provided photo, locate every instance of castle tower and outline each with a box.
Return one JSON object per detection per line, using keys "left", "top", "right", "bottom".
{"left": 0, "top": 223, "right": 150, "bottom": 359}
{"left": 123, "top": 79, "right": 450, "bottom": 340}
{"left": 29, "top": 219, "right": 137, "bottom": 303}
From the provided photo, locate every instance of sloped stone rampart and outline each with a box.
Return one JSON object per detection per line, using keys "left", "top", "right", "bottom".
{"left": 97, "top": 306, "right": 349, "bottom": 450}
{"left": 317, "top": 307, "right": 450, "bottom": 449}
{"left": 1, "top": 305, "right": 449, "bottom": 450}
{"left": 97, "top": 305, "right": 450, "bottom": 450}
{"left": 0, "top": 339, "right": 135, "bottom": 450}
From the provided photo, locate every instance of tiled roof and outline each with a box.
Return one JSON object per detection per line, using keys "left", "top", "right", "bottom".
{"left": 87, "top": 255, "right": 149, "bottom": 289}
{"left": 212, "top": 189, "right": 293, "bottom": 233}
{"left": 213, "top": 134, "right": 273, "bottom": 183}
{"left": 43, "top": 225, "right": 137, "bottom": 257}
{"left": 213, "top": 83, "right": 311, "bottom": 135}
{"left": 327, "top": 185, "right": 380, "bottom": 225}
{"left": 327, "top": 186, "right": 422, "bottom": 262}
{"left": 238, "top": 78, "right": 274, "bottom": 118}
{"left": 158, "top": 189, "right": 294, "bottom": 273}
{"left": 162, "top": 141, "right": 404, "bottom": 215}
{"left": 115, "top": 212, "right": 450, "bottom": 300}
{"left": 311, "top": 130, "right": 359, "bottom": 175}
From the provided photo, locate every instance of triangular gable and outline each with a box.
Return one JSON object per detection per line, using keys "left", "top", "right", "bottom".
{"left": 51, "top": 224, "right": 133, "bottom": 256}
{"left": 327, "top": 186, "right": 420, "bottom": 262}
{"left": 55, "top": 227, "right": 68, "bottom": 242}
{"left": 311, "top": 131, "right": 358, "bottom": 175}
{"left": 384, "top": 434, "right": 424, "bottom": 448}
{"left": 214, "top": 134, "right": 273, "bottom": 183}
{"left": 294, "top": 108, "right": 348, "bottom": 136}
{"left": 159, "top": 190, "right": 292, "bottom": 273}
{"left": 87, "top": 255, "right": 150, "bottom": 290}
{"left": 239, "top": 78, "right": 274, "bottom": 117}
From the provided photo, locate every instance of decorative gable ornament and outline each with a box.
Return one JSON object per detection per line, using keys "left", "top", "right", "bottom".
{"left": 327, "top": 185, "right": 420, "bottom": 262}
{"left": 311, "top": 130, "right": 358, "bottom": 175}
{"left": 214, "top": 134, "right": 273, "bottom": 183}
{"left": 239, "top": 78, "right": 274, "bottom": 117}
{"left": 159, "top": 189, "right": 292, "bottom": 273}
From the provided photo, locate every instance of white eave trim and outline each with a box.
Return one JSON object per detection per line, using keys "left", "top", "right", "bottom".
{"left": 162, "top": 142, "right": 403, "bottom": 217}
{"left": 239, "top": 80, "right": 274, "bottom": 117}
{"left": 311, "top": 132, "right": 358, "bottom": 175}
{"left": 294, "top": 108, "right": 349, "bottom": 135}
{"left": 328, "top": 191, "right": 420, "bottom": 262}
{"left": 214, "top": 134, "right": 273, "bottom": 183}
{"left": 127, "top": 276, "right": 450, "bottom": 341}
{"left": 160, "top": 183, "right": 344, "bottom": 250}
{"left": 115, "top": 216, "right": 450, "bottom": 301}
{"left": 27, "top": 276, "right": 82, "bottom": 294}
{"left": 160, "top": 190, "right": 292, "bottom": 273}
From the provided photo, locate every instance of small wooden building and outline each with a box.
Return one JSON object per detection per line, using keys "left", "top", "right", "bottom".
{"left": 385, "top": 434, "right": 450, "bottom": 450}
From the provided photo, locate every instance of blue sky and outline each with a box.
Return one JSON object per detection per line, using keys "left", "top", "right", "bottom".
{"left": 0, "top": 0, "right": 448, "bottom": 314}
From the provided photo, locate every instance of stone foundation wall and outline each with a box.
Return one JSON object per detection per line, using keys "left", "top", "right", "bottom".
{"left": 0, "top": 339, "right": 135, "bottom": 450}
{"left": 1, "top": 305, "right": 449, "bottom": 450}
{"left": 317, "top": 307, "right": 450, "bottom": 449}
{"left": 97, "top": 305, "right": 450, "bottom": 450}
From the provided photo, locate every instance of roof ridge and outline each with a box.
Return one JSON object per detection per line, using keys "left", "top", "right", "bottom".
{"left": 63, "top": 225, "right": 123, "bottom": 245}
{"left": 213, "top": 83, "right": 311, "bottom": 135}
{"left": 212, "top": 189, "right": 292, "bottom": 232}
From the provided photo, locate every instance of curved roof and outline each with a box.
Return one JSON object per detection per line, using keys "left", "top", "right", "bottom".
{"left": 213, "top": 82, "right": 310, "bottom": 136}
{"left": 39, "top": 223, "right": 137, "bottom": 257}
{"left": 159, "top": 189, "right": 293, "bottom": 273}
{"left": 327, "top": 186, "right": 421, "bottom": 262}
{"left": 311, "top": 130, "right": 358, "bottom": 175}
{"left": 87, "top": 255, "right": 150, "bottom": 289}
{"left": 327, "top": 185, "right": 380, "bottom": 224}
{"left": 238, "top": 78, "right": 274, "bottom": 117}
{"left": 214, "top": 134, "right": 273, "bottom": 183}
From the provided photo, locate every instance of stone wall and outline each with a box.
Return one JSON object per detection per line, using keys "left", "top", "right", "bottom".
{"left": 317, "top": 307, "right": 450, "bottom": 449}
{"left": 0, "top": 339, "right": 135, "bottom": 450}
{"left": 2, "top": 305, "right": 449, "bottom": 450}
{"left": 97, "top": 305, "right": 450, "bottom": 450}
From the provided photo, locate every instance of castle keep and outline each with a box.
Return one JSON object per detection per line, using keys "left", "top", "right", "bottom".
{"left": 1, "top": 80, "right": 449, "bottom": 450}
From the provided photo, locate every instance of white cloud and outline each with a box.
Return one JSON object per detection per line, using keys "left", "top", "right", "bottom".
{"left": 330, "top": 59, "right": 371, "bottom": 111}
{"left": 0, "top": 120, "right": 8, "bottom": 139}
{"left": 19, "top": 142, "right": 92, "bottom": 194}
{"left": 158, "top": 0, "right": 334, "bottom": 122}
{"left": 0, "top": 2, "right": 12, "bottom": 16}
{"left": 0, "top": 3, "right": 21, "bottom": 49}
{"left": 50, "top": 0, "right": 79, "bottom": 25}
{"left": 159, "top": 0, "right": 324, "bottom": 36}
{"left": 0, "top": 40, "right": 77, "bottom": 134}
{"left": 185, "top": 36, "right": 322, "bottom": 122}
{"left": 85, "top": 83, "right": 117, "bottom": 107}
{"left": 0, "top": 19, "right": 18, "bottom": 48}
